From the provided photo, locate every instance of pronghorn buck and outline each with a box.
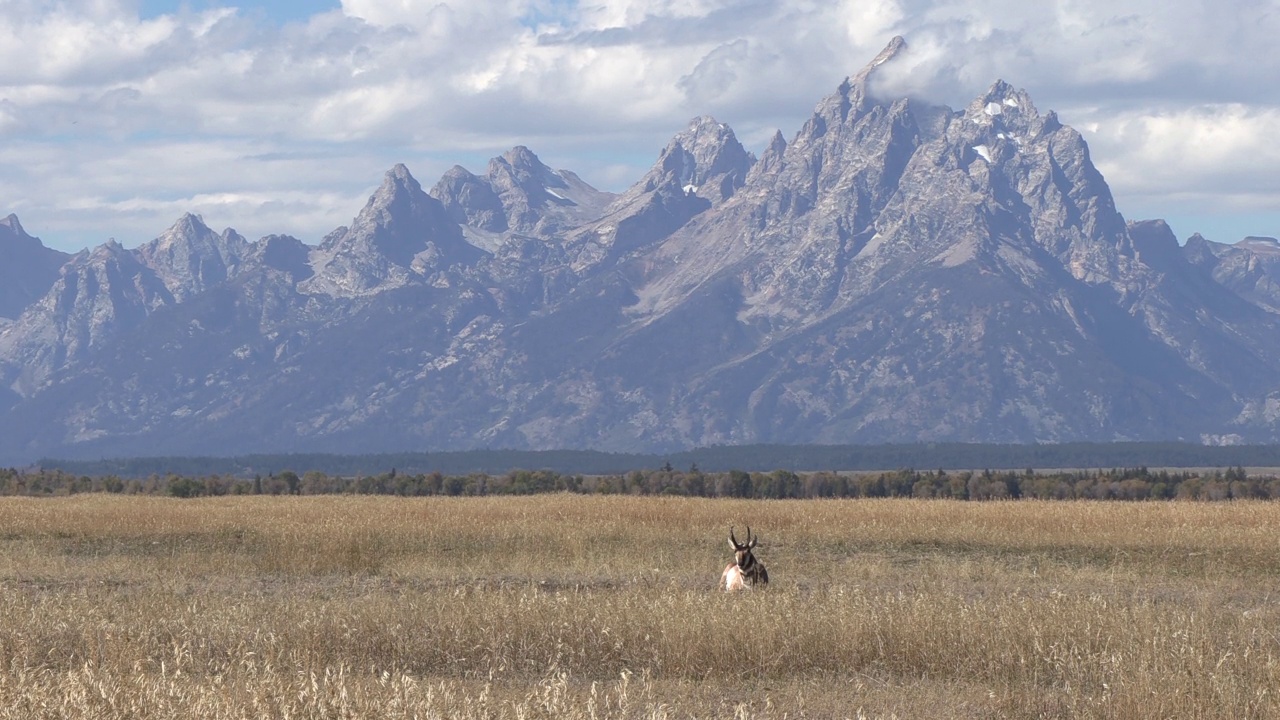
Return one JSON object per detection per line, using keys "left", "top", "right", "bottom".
{"left": 722, "top": 526, "right": 769, "bottom": 591}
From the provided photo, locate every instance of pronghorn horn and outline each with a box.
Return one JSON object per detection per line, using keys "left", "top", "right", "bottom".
{"left": 729, "top": 526, "right": 739, "bottom": 548}
{"left": 747, "top": 525, "right": 757, "bottom": 548}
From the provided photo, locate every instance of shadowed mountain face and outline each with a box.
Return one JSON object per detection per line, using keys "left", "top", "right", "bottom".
{"left": 0, "top": 215, "right": 71, "bottom": 322}
{"left": 3, "top": 37, "right": 1280, "bottom": 462}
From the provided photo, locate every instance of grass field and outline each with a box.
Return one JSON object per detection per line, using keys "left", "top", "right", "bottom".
{"left": 1, "top": 495, "right": 1279, "bottom": 718}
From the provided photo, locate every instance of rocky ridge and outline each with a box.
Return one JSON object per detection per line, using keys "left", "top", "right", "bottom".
{"left": 0, "top": 215, "right": 71, "bottom": 324}
{"left": 3, "top": 37, "right": 1280, "bottom": 461}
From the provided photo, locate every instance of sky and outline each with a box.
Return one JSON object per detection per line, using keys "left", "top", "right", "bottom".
{"left": 2, "top": 0, "right": 1279, "bottom": 252}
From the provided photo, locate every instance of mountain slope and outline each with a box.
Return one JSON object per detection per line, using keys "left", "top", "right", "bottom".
{"left": 0, "top": 214, "right": 71, "bottom": 322}
{"left": 432, "top": 146, "right": 615, "bottom": 245}
{"left": 303, "top": 164, "right": 484, "bottom": 297}
{"left": 4, "top": 37, "right": 1280, "bottom": 461}
{"left": 504, "top": 38, "right": 1280, "bottom": 448}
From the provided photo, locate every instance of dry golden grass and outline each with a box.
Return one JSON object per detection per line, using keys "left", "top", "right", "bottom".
{"left": 1, "top": 495, "right": 1280, "bottom": 718}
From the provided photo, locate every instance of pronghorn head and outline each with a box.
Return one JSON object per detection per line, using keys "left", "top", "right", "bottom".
{"left": 728, "top": 525, "right": 757, "bottom": 566}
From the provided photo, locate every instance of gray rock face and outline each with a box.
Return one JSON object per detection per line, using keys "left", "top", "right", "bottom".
{"left": 136, "top": 213, "right": 248, "bottom": 302}
{"left": 563, "top": 115, "right": 754, "bottom": 272}
{"left": 6, "top": 36, "right": 1280, "bottom": 461}
{"left": 431, "top": 147, "right": 615, "bottom": 247}
{"left": 1182, "top": 232, "right": 1280, "bottom": 316}
{"left": 433, "top": 165, "right": 508, "bottom": 233}
{"left": 304, "top": 164, "right": 482, "bottom": 297}
{"left": 0, "top": 214, "right": 70, "bottom": 321}
{"left": 0, "top": 239, "right": 173, "bottom": 399}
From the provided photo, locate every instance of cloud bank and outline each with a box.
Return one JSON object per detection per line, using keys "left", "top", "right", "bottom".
{"left": 1, "top": 0, "right": 1277, "bottom": 250}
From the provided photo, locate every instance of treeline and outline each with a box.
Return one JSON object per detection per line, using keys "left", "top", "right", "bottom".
{"left": 36, "top": 442, "right": 1280, "bottom": 479}
{"left": 3, "top": 465, "right": 1279, "bottom": 501}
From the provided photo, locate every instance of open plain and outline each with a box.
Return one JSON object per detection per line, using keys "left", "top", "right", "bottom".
{"left": 1, "top": 494, "right": 1279, "bottom": 718}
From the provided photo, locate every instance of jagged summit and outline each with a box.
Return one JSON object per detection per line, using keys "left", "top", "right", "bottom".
{"left": 965, "top": 80, "right": 1036, "bottom": 124}
{"left": 304, "top": 163, "right": 480, "bottom": 296}
{"left": 365, "top": 164, "right": 426, "bottom": 219}
{"left": 493, "top": 146, "right": 559, "bottom": 181}
{"left": 0, "top": 214, "right": 71, "bottom": 321}
{"left": 432, "top": 147, "right": 614, "bottom": 243}
{"left": 0, "top": 213, "right": 25, "bottom": 236}
{"left": 433, "top": 165, "right": 506, "bottom": 233}
{"left": 7, "top": 40, "right": 1280, "bottom": 461}
{"left": 0, "top": 213, "right": 57, "bottom": 255}
{"left": 1129, "top": 219, "right": 1184, "bottom": 270}
{"left": 559, "top": 116, "right": 753, "bottom": 271}
{"left": 857, "top": 35, "right": 907, "bottom": 81}
{"left": 635, "top": 115, "right": 753, "bottom": 204}
{"left": 805, "top": 36, "right": 910, "bottom": 129}
{"left": 135, "top": 213, "right": 247, "bottom": 302}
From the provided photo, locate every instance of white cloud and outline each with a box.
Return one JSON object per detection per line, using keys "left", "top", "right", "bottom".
{"left": 0, "top": 135, "right": 402, "bottom": 248}
{"left": 2, "top": 0, "right": 1280, "bottom": 250}
{"left": 1085, "top": 104, "right": 1280, "bottom": 217}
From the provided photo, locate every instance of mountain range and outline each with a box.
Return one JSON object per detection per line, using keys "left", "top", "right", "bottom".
{"left": 4, "top": 37, "right": 1280, "bottom": 464}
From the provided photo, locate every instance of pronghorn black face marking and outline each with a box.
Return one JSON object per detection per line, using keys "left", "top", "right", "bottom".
{"left": 722, "top": 525, "right": 769, "bottom": 591}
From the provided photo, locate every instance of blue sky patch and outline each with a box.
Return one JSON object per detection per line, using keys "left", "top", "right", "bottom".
{"left": 138, "top": 0, "right": 340, "bottom": 25}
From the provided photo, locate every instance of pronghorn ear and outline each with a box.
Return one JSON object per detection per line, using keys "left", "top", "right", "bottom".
{"left": 728, "top": 537, "right": 739, "bottom": 551}
{"left": 748, "top": 536, "right": 757, "bottom": 549}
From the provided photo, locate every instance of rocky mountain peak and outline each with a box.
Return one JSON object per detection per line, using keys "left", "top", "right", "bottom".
{"left": 0, "top": 213, "right": 53, "bottom": 255}
{"left": 1238, "top": 236, "right": 1280, "bottom": 254}
{"left": 1129, "top": 219, "right": 1183, "bottom": 271}
{"left": 1180, "top": 232, "right": 1221, "bottom": 267}
{"left": 0, "top": 230, "right": 176, "bottom": 398}
{"left": 433, "top": 147, "right": 615, "bottom": 245}
{"left": 804, "top": 36, "right": 909, "bottom": 135}
{"left": 863, "top": 35, "right": 907, "bottom": 76}
{"left": 305, "top": 163, "right": 481, "bottom": 297}
{"left": 748, "top": 129, "right": 789, "bottom": 182}
{"left": 387, "top": 162, "right": 413, "bottom": 182}
{"left": 913, "top": 77, "right": 1131, "bottom": 280}
{"left": 13, "top": 39, "right": 1280, "bottom": 460}
{"left": 432, "top": 165, "right": 507, "bottom": 233}
{"left": 347, "top": 165, "right": 449, "bottom": 246}
{"left": 171, "top": 211, "right": 207, "bottom": 234}
{"left": 496, "top": 146, "right": 552, "bottom": 178}
{"left": 136, "top": 213, "right": 247, "bottom": 302}
{"left": 1187, "top": 232, "right": 1280, "bottom": 317}
{"left": 92, "top": 238, "right": 126, "bottom": 258}
{"left": 964, "top": 81, "right": 1034, "bottom": 126}
{"left": 1130, "top": 218, "right": 1178, "bottom": 246}
{"left": 0, "top": 214, "right": 71, "bottom": 321}
{"left": 955, "top": 80, "right": 1061, "bottom": 156}
{"left": 362, "top": 164, "right": 426, "bottom": 224}
{"left": 1, "top": 213, "right": 26, "bottom": 236}
{"left": 486, "top": 146, "right": 570, "bottom": 230}
{"left": 634, "top": 115, "right": 753, "bottom": 204}
{"left": 561, "top": 117, "right": 753, "bottom": 270}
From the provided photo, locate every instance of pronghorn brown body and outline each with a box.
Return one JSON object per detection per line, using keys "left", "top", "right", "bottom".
{"left": 722, "top": 526, "right": 768, "bottom": 591}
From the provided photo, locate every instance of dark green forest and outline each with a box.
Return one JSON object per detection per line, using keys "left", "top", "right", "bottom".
{"left": 2, "top": 464, "right": 1276, "bottom": 502}
{"left": 35, "top": 441, "right": 1280, "bottom": 479}
{"left": 13, "top": 442, "right": 1280, "bottom": 501}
